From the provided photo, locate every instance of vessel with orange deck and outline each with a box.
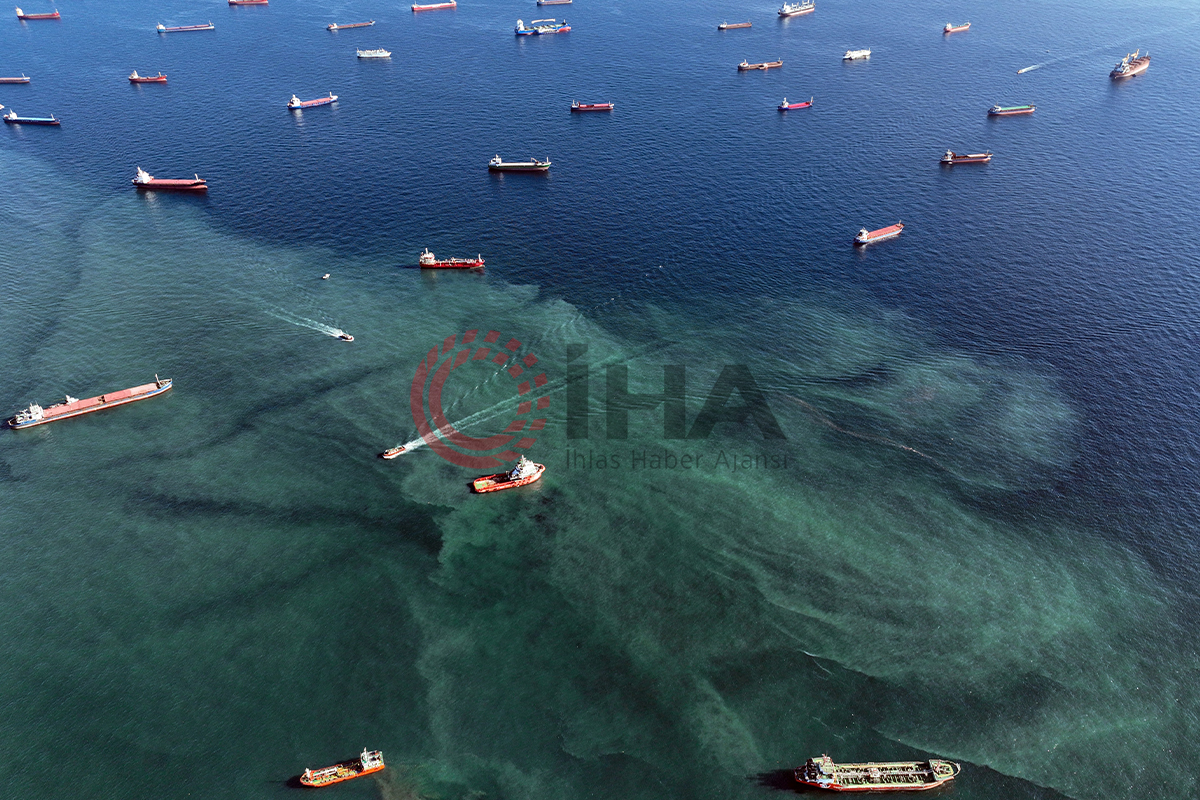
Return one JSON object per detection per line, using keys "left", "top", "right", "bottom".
{"left": 419, "top": 248, "right": 484, "bottom": 269}
{"left": 8, "top": 376, "right": 172, "bottom": 429}
{"left": 473, "top": 456, "right": 545, "bottom": 493}
{"left": 129, "top": 71, "right": 167, "bottom": 83}
{"left": 299, "top": 749, "right": 385, "bottom": 788}
{"left": 854, "top": 221, "right": 903, "bottom": 245}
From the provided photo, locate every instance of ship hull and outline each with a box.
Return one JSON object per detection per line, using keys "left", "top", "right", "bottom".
{"left": 299, "top": 762, "right": 384, "bottom": 788}
{"left": 854, "top": 223, "right": 904, "bottom": 245}
{"left": 988, "top": 107, "right": 1034, "bottom": 116}
{"left": 943, "top": 23, "right": 969, "bottom": 33}
{"left": 289, "top": 97, "right": 336, "bottom": 109}
{"left": 537, "top": 1, "right": 572, "bottom": 6}
{"left": 572, "top": 103, "right": 613, "bottom": 111}
{"left": 159, "top": 24, "right": 214, "bottom": 31}
{"left": 8, "top": 380, "right": 172, "bottom": 429}
{"left": 489, "top": 164, "right": 550, "bottom": 171}
{"left": 473, "top": 464, "right": 546, "bottom": 493}
{"left": 328, "top": 21, "right": 374, "bottom": 29}
{"left": 794, "top": 756, "right": 959, "bottom": 792}
{"left": 1111, "top": 60, "right": 1149, "bottom": 78}
{"left": 4, "top": 116, "right": 58, "bottom": 125}
{"left": 941, "top": 152, "right": 991, "bottom": 164}
{"left": 16, "top": 12, "right": 59, "bottom": 19}
{"left": 412, "top": 2, "right": 455, "bottom": 10}
{"left": 795, "top": 777, "right": 953, "bottom": 792}
{"left": 130, "top": 76, "right": 167, "bottom": 83}
{"left": 779, "top": 8, "right": 814, "bottom": 16}
{"left": 421, "top": 260, "right": 484, "bottom": 268}
{"left": 135, "top": 180, "right": 207, "bottom": 191}
{"left": 739, "top": 61, "right": 782, "bottom": 70}
{"left": 718, "top": 22, "right": 751, "bottom": 29}
{"left": 0, "top": 77, "right": 30, "bottom": 83}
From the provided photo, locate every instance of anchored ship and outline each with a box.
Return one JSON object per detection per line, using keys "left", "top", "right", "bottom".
{"left": 778, "top": 96, "right": 812, "bottom": 110}
{"left": 795, "top": 755, "right": 960, "bottom": 792}
{"left": 357, "top": 48, "right": 391, "bottom": 58}
{"left": 419, "top": 248, "right": 484, "bottom": 268}
{"left": 854, "top": 222, "right": 903, "bottom": 245}
{"left": 3, "top": 109, "right": 58, "bottom": 124}
{"left": 129, "top": 71, "right": 167, "bottom": 83}
{"left": 489, "top": 155, "right": 551, "bottom": 172}
{"left": 843, "top": 48, "right": 870, "bottom": 60}
{"left": 778, "top": 1, "right": 814, "bottom": 17}
{"left": 571, "top": 100, "right": 613, "bottom": 111}
{"left": 988, "top": 103, "right": 1034, "bottom": 116}
{"left": 0, "top": 75, "right": 30, "bottom": 83}
{"left": 473, "top": 456, "right": 546, "bottom": 493}
{"left": 940, "top": 149, "right": 991, "bottom": 164}
{"left": 288, "top": 92, "right": 337, "bottom": 109}
{"left": 515, "top": 18, "right": 570, "bottom": 34}
{"left": 943, "top": 21, "right": 969, "bottom": 33}
{"left": 328, "top": 20, "right": 374, "bottom": 29}
{"left": 157, "top": 22, "right": 214, "bottom": 32}
{"left": 1110, "top": 49, "right": 1150, "bottom": 79}
{"left": 300, "top": 749, "right": 385, "bottom": 788}
{"left": 739, "top": 58, "right": 782, "bottom": 70}
{"left": 8, "top": 376, "right": 172, "bottom": 429}
{"left": 132, "top": 167, "right": 207, "bottom": 191}
{"left": 718, "top": 21, "right": 751, "bottom": 29}
{"left": 412, "top": 1, "right": 455, "bottom": 10}
{"left": 15, "top": 6, "right": 58, "bottom": 19}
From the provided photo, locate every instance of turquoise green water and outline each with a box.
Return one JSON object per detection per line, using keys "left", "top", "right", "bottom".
{"left": 3, "top": 148, "right": 1197, "bottom": 800}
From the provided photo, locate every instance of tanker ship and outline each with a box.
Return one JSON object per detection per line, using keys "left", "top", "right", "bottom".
{"left": 299, "top": 749, "right": 385, "bottom": 787}
{"left": 794, "top": 755, "right": 960, "bottom": 792}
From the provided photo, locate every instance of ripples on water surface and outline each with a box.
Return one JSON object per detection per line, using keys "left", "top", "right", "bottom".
{"left": 2, "top": 0, "right": 1200, "bottom": 798}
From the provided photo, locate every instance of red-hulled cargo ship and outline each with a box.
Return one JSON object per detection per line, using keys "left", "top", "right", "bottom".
{"left": 229, "top": 0, "right": 267, "bottom": 4}
{"left": 133, "top": 167, "right": 207, "bottom": 191}
{"left": 288, "top": 92, "right": 337, "bottom": 109}
{"left": 129, "top": 71, "right": 167, "bottom": 83}
{"left": 419, "top": 248, "right": 484, "bottom": 269}
{"left": 854, "top": 221, "right": 904, "bottom": 245}
{"left": 0, "top": 75, "right": 30, "bottom": 83}
{"left": 8, "top": 376, "right": 172, "bottom": 429}
{"left": 473, "top": 457, "right": 545, "bottom": 493}
{"left": 778, "top": 96, "right": 812, "bottom": 110}
{"left": 571, "top": 100, "right": 613, "bottom": 111}
{"left": 15, "top": 7, "right": 59, "bottom": 19}
{"left": 412, "top": 1, "right": 455, "bottom": 10}
{"left": 795, "top": 755, "right": 960, "bottom": 792}
{"left": 300, "top": 749, "right": 385, "bottom": 788}
{"left": 943, "top": 21, "right": 969, "bottom": 33}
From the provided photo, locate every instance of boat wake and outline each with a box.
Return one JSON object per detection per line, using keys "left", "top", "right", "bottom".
{"left": 265, "top": 309, "right": 350, "bottom": 340}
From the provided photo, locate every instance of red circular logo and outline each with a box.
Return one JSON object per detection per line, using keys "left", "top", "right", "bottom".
{"left": 411, "top": 329, "right": 550, "bottom": 468}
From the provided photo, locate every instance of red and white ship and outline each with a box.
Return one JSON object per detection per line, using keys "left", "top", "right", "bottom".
{"left": 419, "top": 248, "right": 484, "bottom": 269}
{"left": 288, "top": 92, "right": 337, "bottom": 109}
{"left": 412, "top": 1, "right": 455, "bottom": 10}
{"left": 943, "top": 21, "right": 969, "bottom": 33}
{"left": 940, "top": 149, "right": 991, "bottom": 164}
{"left": 8, "top": 376, "right": 172, "bottom": 429}
{"left": 132, "top": 167, "right": 207, "bottom": 192}
{"left": 300, "top": 750, "right": 385, "bottom": 788}
{"left": 129, "top": 71, "right": 167, "bottom": 83}
{"left": 854, "top": 221, "right": 903, "bottom": 245}
{"left": 229, "top": 0, "right": 267, "bottom": 5}
{"left": 1110, "top": 49, "right": 1150, "bottom": 79}
{"left": 15, "top": 6, "right": 59, "bottom": 19}
{"left": 571, "top": 101, "right": 613, "bottom": 111}
{"left": 473, "top": 457, "right": 546, "bottom": 493}
{"left": 778, "top": 96, "right": 812, "bottom": 110}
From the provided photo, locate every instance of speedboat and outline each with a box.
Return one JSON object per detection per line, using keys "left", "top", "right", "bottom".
{"left": 338, "top": 333, "right": 354, "bottom": 342}
{"left": 381, "top": 446, "right": 406, "bottom": 459}
{"left": 321, "top": 273, "right": 330, "bottom": 279}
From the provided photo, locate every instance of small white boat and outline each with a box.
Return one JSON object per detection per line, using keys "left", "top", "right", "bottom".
{"left": 356, "top": 48, "right": 391, "bottom": 58}
{"left": 321, "top": 273, "right": 330, "bottom": 279}
{"left": 338, "top": 333, "right": 354, "bottom": 342}
{"left": 843, "top": 48, "right": 871, "bottom": 60}
{"left": 778, "top": 1, "right": 814, "bottom": 17}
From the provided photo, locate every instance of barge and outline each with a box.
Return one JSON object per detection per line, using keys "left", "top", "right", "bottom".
{"left": 739, "top": 58, "right": 782, "bottom": 70}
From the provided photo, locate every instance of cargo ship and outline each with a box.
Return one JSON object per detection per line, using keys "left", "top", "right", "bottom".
{"left": 132, "top": 167, "right": 207, "bottom": 191}
{"left": 8, "top": 376, "right": 172, "bottom": 429}
{"left": 778, "top": 96, "right": 812, "bottom": 110}
{"left": 537, "top": 0, "right": 572, "bottom": 6}
{"left": 794, "top": 755, "right": 960, "bottom": 792}
{"left": 739, "top": 58, "right": 782, "bottom": 70}
{"left": 157, "top": 22, "right": 214, "bottom": 32}
{"left": 515, "top": 18, "right": 569, "bottom": 34}
{"left": 419, "top": 248, "right": 484, "bottom": 268}
{"left": 0, "top": 75, "right": 30, "bottom": 83}
{"left": 229, "top": 0, "right": 267, "bottom": 4}
{"left": 412, "top": 1, "right": 455, "bottom": 10}
{"left": 943, "top": 21, "right": 969, "bottom": 33}
{"left": 15, "top": 7, "right": 58, "bottom": 19}
{"left": 381, "top": 446, "right": 406, "bottom": 459}
{"left": 473, "top": 456, "right": 546, "bottom": 493}
{"left": 940, "top": 149, "right": 991, "bottom": 164}
{"left": 718, "top": 21, "right": 751, "bottom": 29}
{"left": 357, "top": 48, "right": 391, "bottom": 58}
{"left": 129, "top": 71, "right": 167, "bottom": 83}
{"left": 328, "top": 20, "right": 374, "bottom": 29}
{"left": 299, "top": 749, "right": 385, "bottom": 788}
{"left": 1110, "top": 49, "right": 1150, "bottom": 79}
{"left": 488, "top": 155, "right": 551, "bottom": 172}
{"left": 778, "top": 1, "right": 814, "bottom": 17}
{"left": 988, "top": 103, "right": 1034, "bottom": 116}
{"left": 3, "top": 109, "right": 58, "bottom": 125}
{"left": 571, "top": 100, "right": 613, "bottom": 111}
{"left": 843, "top": 48, "right": 870, "bottom": 60}
{"left": 288, "top": 92, "right": 337, "bottom": 109}
{"left": 854, "top": 221, "right": 903, "bottom": 245}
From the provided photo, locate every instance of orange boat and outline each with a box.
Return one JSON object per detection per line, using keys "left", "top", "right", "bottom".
{"left": 300, "top": 749, "right": 385, "bottom": 788}
{"left": 854, "top": 221, "right": 904, "bottom": 245}
{"left": 473, "top": 456, "right": 545, "bottom": 493}
{"left": 381, "top": 446, "right": 406, "bottom": 459}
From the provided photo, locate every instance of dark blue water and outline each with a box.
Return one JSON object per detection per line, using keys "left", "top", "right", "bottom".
{"left": 3, "top": 0, "right": 1200, "bottom": 798}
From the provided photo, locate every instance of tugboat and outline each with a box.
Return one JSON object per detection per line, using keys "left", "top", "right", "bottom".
{"left": 1110, "top": 49, "right": 1150, "bottom": 79}
{"left": 132, "top": 167, "right": 207, "bottom": 191}
{"left": 843, "top": 48, "right": 871, "bottom": 60}
{"left": 3, "top": 109, "right": 59, "bottom": 125}
{"left": 156, "top": 22, "right": 214, "bottom": 32}
{"left": 515, "top": 18, "right": 570, "bottom": 34}
{"left": 794, "top": 755, "right": 960, "bottom": 792}
{"left": 940, "top": 149, "right": 992, "bottom": 164}
{"left": 129, "top": 71, "right": 167, "bottom": 83}
{"left": 473, "top": 456, "right": 546, "bottom": 493}
{"left": 338, "top": 332, "right": 354, "bottom": 342}
{"left": 15, "top": 7, "right": 59, "bottom": 19}
{"left": 718, "top": 21, "right": 751, "bottom": 29}
{"left": 943, "top": 21, "right": 970, "bottom": 33}
{"left": 778, "top": 96, "right": 813, "bottom": 110}
{"left": 854, "top": 222, "right": 904, "bottom": 245}
{"left": 357, "top": 48, "right": 391, "bottom": 58}
{"left": 571, "top": 100, "right": 614, "bottom": 111}
{"left": 988, "top": 104, "right": 1035, "bottom": 116}
{"left": 411, "top": 1, "right": 455, "bottom": 10}
{"left": 288, "top": 92, "right": 338, "bottom": 109}
{"left": 8, "top": 376, "right": 172, "bottom": 429}
{"left": 738, "top": 58, "right": 783, "bottom": 70}
{"left": 488, "top": 155, "right": 551, "bottom": 172}
{"left": 328, "top": 20, "right": 374, "bottom": 29}
{"left": 0, "top": 75, "right": 30, "bottom": 83}
{"left": 299, "top": 749, "right": 385, "bottom": 788}
{"left": 778, "top": 1, "right": 814, "bottom": 17}
{"left": 419, "top": 248, "right": 485, "bottom": 269}
{"left": 381, "top": 446, "right": 406, "bottom": 459}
